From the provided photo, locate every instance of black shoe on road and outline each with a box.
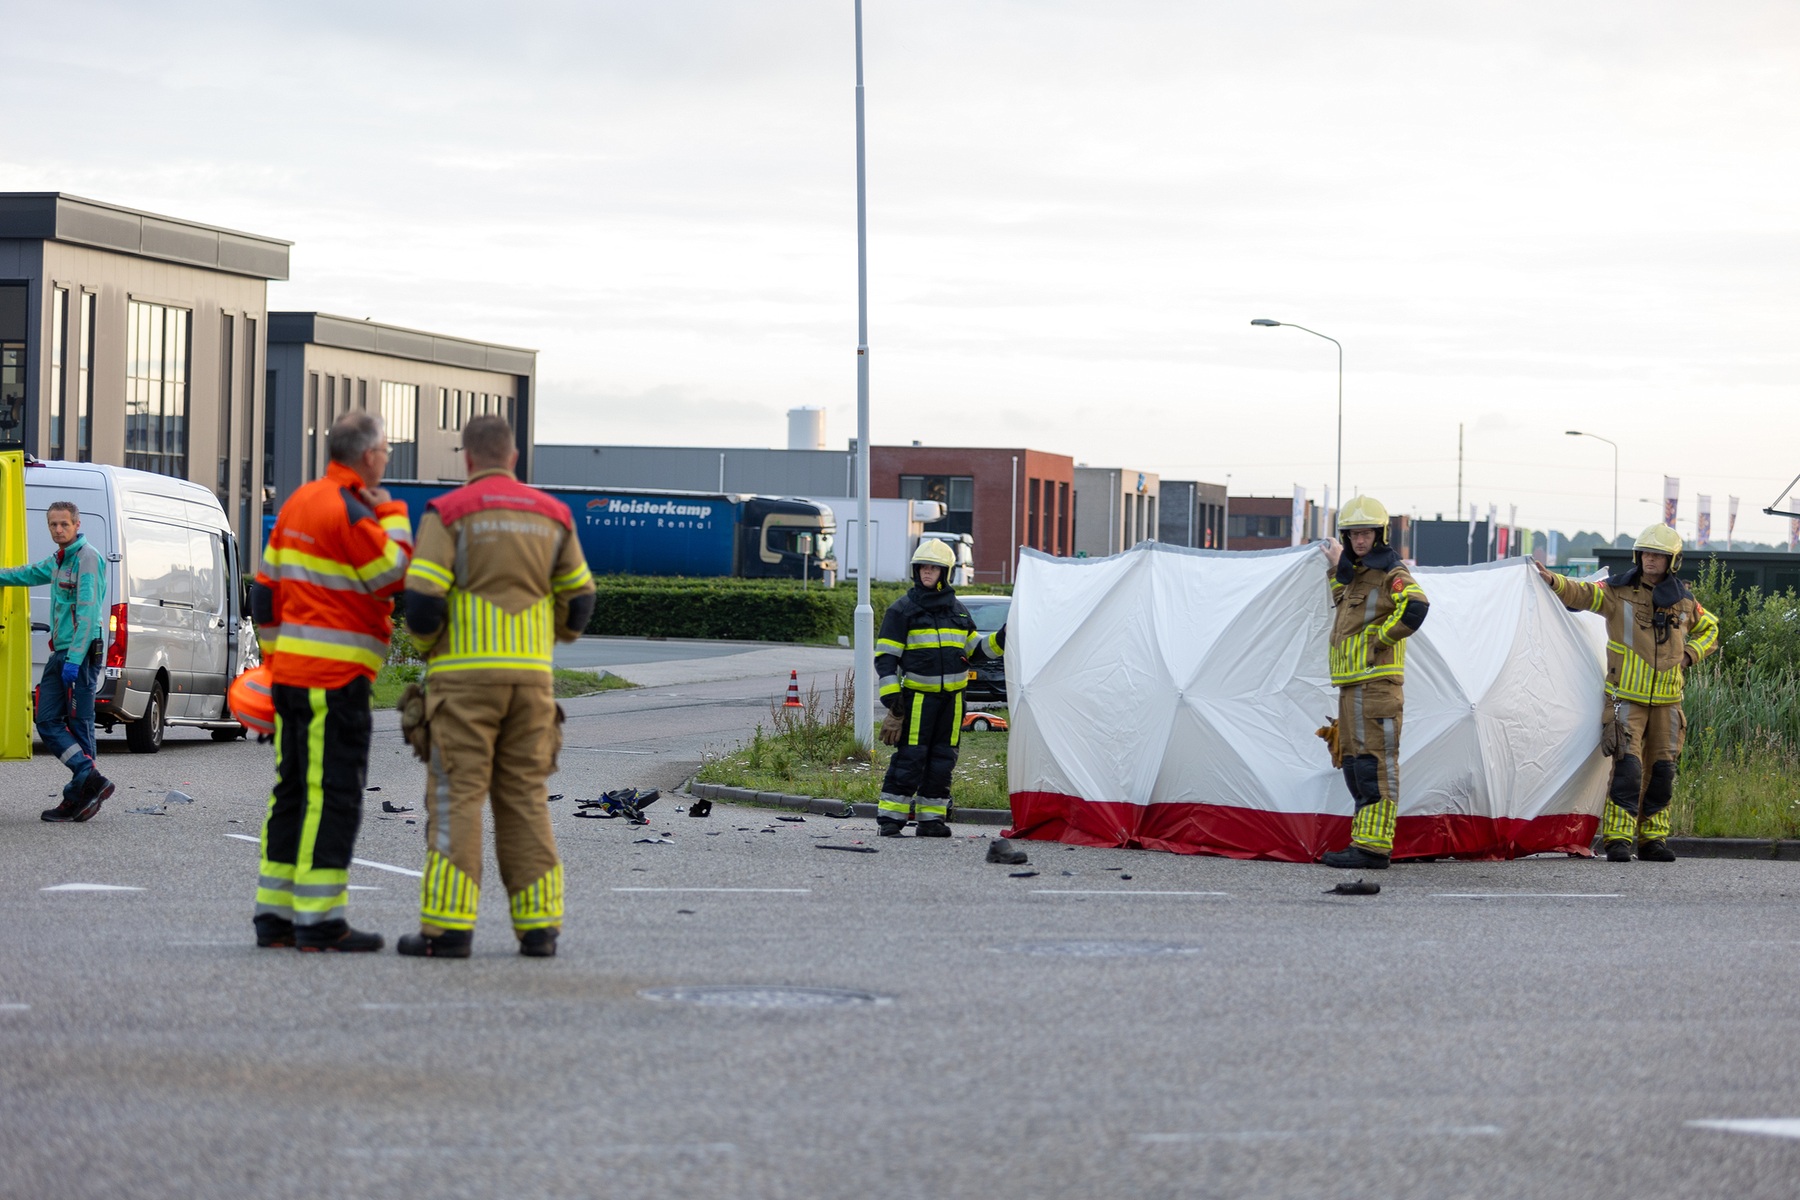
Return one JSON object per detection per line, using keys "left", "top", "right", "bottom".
{"left": 71, "top": 773, "right": 114, "bottom": 822}
{"left": 876, "top": 817, "right": 906, "bottom": 837}
{"left": 1604, "top": 840, "right": 1634, "bottom": 862}
{"left": 397, "top": 929, "right": 473, "bottom": 958}
{"left": 295, "top": 921, "right": 385, "bottom": 953}
{"left": 254, "top": 915, "right": 296, "bottom": 949}
{"left": 1636, "top": 839, "right": 1677, "bottom": 863}
{"left": 519, "top": 929, "right": 558, "bottom": 958}
{"left": 914, "top": 819, "right": 952, "bottom": 838}
{"left": 40, "top": 793, "right": 83, "bottom": 823}
{"left": 1321, "top": 845, "right": 1391, "bottom": 870}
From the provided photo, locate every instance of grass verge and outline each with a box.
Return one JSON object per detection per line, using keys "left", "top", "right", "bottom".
{"left": 370, "top": 664, "right": 635, "bottom": 709}
{"left": 696, "top": 682, "right": 1011, "bottom": 809}
{"left": 1670, "top": 743, "right": 1800, "bottom": 839}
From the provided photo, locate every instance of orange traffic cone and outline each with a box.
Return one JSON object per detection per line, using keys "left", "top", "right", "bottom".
{"left": 783, "top": 670, "right": 803, "bottom": 708}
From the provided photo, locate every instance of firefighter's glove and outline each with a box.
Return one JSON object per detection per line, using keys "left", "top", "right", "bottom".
{"left": 61, "top": 660, "right": 79, "bottom": 685}
{"left": 880, "top": 711, "right": 905, "bottom": 747}
{"left": 397, "top": 682, "right": 430, "bottom": 764}
{"left": 1315, "top": 718, "right": 1340, "bottom": 764}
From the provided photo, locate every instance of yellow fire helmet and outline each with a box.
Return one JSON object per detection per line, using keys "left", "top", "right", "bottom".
{"left": 1634, "top": 522, "right": 1684, "bottom": 572}
{"left": 1336, "top": 494, "right": 1390, "bottom": 543}
{"left": 911, "top": 538, "right": 956, "bottom": 569}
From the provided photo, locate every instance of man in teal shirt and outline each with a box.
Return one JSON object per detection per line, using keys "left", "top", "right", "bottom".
{"left": 0, "top": 500, "right": 113, "bottom": 820}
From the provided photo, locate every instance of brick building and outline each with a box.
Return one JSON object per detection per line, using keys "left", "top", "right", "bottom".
{"left": 870, "top": 445, "right": 1074, "bottom": 584}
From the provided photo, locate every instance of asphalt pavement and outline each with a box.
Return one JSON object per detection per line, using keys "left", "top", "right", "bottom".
{"left": 4, "top": 642, "right": 1800, "bottom": 1198}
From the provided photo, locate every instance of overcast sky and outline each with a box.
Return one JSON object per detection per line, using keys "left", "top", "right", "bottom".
{"left": 6, "top": 1, "right": 1798, "bottom": 540}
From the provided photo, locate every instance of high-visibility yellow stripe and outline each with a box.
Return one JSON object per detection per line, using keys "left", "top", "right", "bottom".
{"left": 907, "top": 692, "right": 925, "bottom": 745}
{"left": 1350, "top": 799, "right": 1397, "bottom": 853}
{"left": 552, "top": 564, "right": 593, "bottom": 591}
{"left": 270, "top": 635, "right": 386, "bottom": 673}
{"left": 420, "top": 851, "right": 480, "bottom": 930}
{"left": 509, "top": 865, "right": 564, "bottom": 931}
{"left": 407, "top": 559, "right": 455, "bottom": 590}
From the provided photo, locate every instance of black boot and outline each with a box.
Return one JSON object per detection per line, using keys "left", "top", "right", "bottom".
{"left": 1636, "top": 840, "right": 1677, "bottom": 863}
{"left": 397, "top": 929, "right": 473, "bottom": 958}
{"left": 70, "top": 773, "right": 114, "bottom": 822}
{"left": 253, "top": 914, "right": 296, "bottom": 949}
{"left": 914, "top": 819, "right": 952, "bottom": 838}
{"left": 1321, "top": 845, "right": 1390, "bottom": 870}
{"left": 40, "top": 791, "right": 83, "bottom": 823}
{"left": 519, "top": 929, "right": 559, "bottom": 958}
{"left": 876, "top": 817, "right": 906, "bottom": 837}
{"left": 1604, "top": 840, "right": 1634, "bottom": 862}
{"left": 295, "top": 920, "right": 385, "bottom": 953}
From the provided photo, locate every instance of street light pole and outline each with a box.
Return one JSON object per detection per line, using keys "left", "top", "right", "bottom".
{"left": 1565, "top": 430, "right": 1618, "bottom": 544}
{"left": 1252, "top": 319, "right": 1343, "bottom": 508}
{"left": 853, "top": 0, "right": 875, "bottom": 751}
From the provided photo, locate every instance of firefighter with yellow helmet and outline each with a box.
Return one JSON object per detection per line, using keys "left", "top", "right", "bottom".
{"left": 1535, "top": 523, "right": 1717, "bottom": 862}
{"left": 872, "top": 538, "right": 1004, "bottom": 836}
{"left": 1320, "top": 496, "right": 1430, "bottom": 869}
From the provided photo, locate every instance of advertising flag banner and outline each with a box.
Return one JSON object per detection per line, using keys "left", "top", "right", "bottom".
{"left": 1697, "top": 495, "right": 1712, "bottom": 548}
{"left": 1728, "top": 495, "right": 1739, "bottom": 550}
{"left": 1487, "top": 503, "right": 1498, "bottom": 561}
{"left": 1546, "top": 529, "right": 1561, "bottom": 564}
{"left": 1291, "top": 485, "right": 1305, "bottom": 547}
{"left": 1664, "top": 477, "right": 1680, "bottom": 529}
{"left": 1790, "top": 493, "right": 1799, "bottom": 553}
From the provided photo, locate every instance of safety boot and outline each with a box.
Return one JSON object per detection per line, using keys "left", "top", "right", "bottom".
{"left": 1636, "top": 840, "right": 1677, "bottom": 863}
{"left": 70, "top": 773, "right": 114, "bottom": 822}
{"left": 396, "top": 929, "right": 473, "bottom": 958}
{"left": 40, "top": 792, "right": 83, "bottom": 823}
{"left": 876, "top": 817, "right": 906, "bottom": 837}
{"left": 1321, "top": 845, "right": 1390, "bottom": 870}
{"left": 295, "top": 921, "right": 385, "bottom": 953}
{"left": 253, "top": 915, "right": 296, "bottom": 949}
{"left": 1603, "top": 840, "right": 1634, "bottom": 862}
{"left": 914, "top": 819, "right": 952, "bottom": 838}
{"left": 519, "top": 929, "right": 559, "bottom": 958}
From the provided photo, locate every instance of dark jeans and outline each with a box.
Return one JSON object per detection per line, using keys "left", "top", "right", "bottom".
{"left": 38, "top": 647, "right": 100, "bottom": 794}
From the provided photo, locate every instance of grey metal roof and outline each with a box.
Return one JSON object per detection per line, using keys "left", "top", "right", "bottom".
{"left": 268, "top": 312, "right": 535, "bottom": 375}
{"left": 0, "top": 192, "right": 290, "bottom": 280}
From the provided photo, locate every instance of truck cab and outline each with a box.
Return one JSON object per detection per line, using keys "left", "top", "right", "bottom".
{"left": 741, "top": 497, "right": 837, "bottom": 580}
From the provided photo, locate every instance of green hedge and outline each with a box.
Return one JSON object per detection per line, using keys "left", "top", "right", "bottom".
{"left": 583, "top": 576, "right": 1010, "bottom": 643}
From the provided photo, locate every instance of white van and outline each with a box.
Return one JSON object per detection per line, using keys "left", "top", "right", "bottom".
{"left": 21, "top": 461, "right": 256, "bottom": 752}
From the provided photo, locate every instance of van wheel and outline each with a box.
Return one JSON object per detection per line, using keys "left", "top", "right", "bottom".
{"left": 126, "top": 683, "right": 167, "bottom": 754}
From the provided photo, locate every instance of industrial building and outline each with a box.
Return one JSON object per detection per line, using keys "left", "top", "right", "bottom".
{"left": 264, "top": 313, "right": 536, "bottom": 506}
{"left": 1158, "top": 480, "right": 1228, "bottom": 550}
{"left": 0, "top": 192, "right": 289, "bottom": 552}
{"left": 871, "top": 445, "right": 1074, "bottom": 584}
{"left": 1072, "top": 467, "right": 1161, "bottom": 558}
{"left": 534, "top": 443, "right": 857, "bottom": 497}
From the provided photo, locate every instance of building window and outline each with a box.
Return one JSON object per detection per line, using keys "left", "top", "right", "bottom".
{"left": 899, "top": 474, "right": 974, "bottom": 536}
{"left": 438, "top": 387, "right": 450, "bottom": 430}
{"left": 451, "top": 389, "right": 463, "bottom": 431}
{"left": 1028, "top": 478, "right": 1041, "bottom": 550}
{"left": 379, "top": 381, "right": 419, "bottom": 479}
{"left": 77, "top": 293, "right": 95, "bottom": 461}
{"left": 305, "top": 372, "right": 320, "bottom": 481}
{"left": 50, "top": 287, "right": 68, "bottom": 460}
{"left": 125, "top": 300, "right": 191, "bottom": 478}
{"left": 1228, "top": 514, "right": 1290, "bottom": 540}
{"left": 1057, "top": 482, "right": 1069, "bottom": 554}
{"left": 0, "top": 283, "right": 24, "bottom": 452}
{"left": 217, "top": 313, "right": 234, "bottom": 503}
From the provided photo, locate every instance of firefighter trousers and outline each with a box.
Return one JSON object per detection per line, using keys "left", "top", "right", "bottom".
{"left": 256, "top": 678, "right": 371, "bottom": 928}
{"left": 879, "top": 689, "right": 964, "bottom": 823}
{"left": 418, "top": 677, "right": 564, "bottom": 937}
{"left": 1601, "top": 699, "right": 1685, "bottom": 846}
{"left": 1338, "top": 678, "right": 1403, "bottom": 855}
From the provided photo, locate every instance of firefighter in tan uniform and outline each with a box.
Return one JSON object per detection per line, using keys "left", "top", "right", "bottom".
{"left": 397, "top": 415, "right": 597, "bottom": 957}
{"left": 1535, "top": 524, "right": 1718, "bottom": 862}
{"left": 1320, "top": 496, "right": 1429, "bottom": 869}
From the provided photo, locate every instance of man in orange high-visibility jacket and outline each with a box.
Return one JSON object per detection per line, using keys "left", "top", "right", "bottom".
{"left": 248, "top": 411, "right": 413, "bottom": 952}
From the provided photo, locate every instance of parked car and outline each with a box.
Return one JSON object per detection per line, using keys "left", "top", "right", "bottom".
{"left": 962, "top": 711, "right": 1008, "bottom": 733}
{"left": 22, "top": 461, "right": 255, "bottom": 751}
{"left": 961, "top": 594, "right": 1011, "bottom": 702}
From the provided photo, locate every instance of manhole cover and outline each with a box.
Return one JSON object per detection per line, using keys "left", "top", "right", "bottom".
{"left": 640, "top": 985, "right": 890, "bottom": 1008}
{"left": 992, "top": 941, "right": 1204, "bottom": 958}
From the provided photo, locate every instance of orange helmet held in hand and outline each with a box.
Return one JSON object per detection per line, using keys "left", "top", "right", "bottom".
{"left": 228, "top": 664, "right": 276, "bottom": 737}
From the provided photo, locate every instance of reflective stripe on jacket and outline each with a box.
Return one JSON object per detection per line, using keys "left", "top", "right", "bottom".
{"left": 0, "top": 534, "right": 105, "bottom": 655}
{"left": 1550, "top": 570, "right": 1718, "bottom": 705}
{"left": 403, "top": 469, "right": 596, "bottom": 683}
{"left": 257, "top": 461, "right": 413, "bottom": 688}
{"left": 874, "top": 585, "right": 1001, "bottom": 700}
{"left": 1328, "top": 551, "right": 1428, "bottom": 686}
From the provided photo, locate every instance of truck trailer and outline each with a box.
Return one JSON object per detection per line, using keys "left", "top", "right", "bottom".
{"left": 370, "top": 481, "right": 836, "bottom": 580}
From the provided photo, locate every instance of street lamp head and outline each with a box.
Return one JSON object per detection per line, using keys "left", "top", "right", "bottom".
{"left": 1250, "top": 318, "right": 1282, "bottom": 327}
{"left": 1565, "top": 430, "right": 1583, "bottom": 436}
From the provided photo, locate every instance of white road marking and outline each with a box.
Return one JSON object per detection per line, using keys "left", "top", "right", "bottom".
{"left": 1687, "top": 1119, "right": 1800, "bottom": 1140}
{"left": 41, "top": 883, "right": 144, "bottom": 892}
{"left": 561, "top": 747, "right": 654, "bottom": 755}
{"left": 361, "top": 1002, "right": 488, "bottom": 1011}
{"left": 340, "top": 1142, "right": 735, "bottom": 1159}
{"left": 224, "top": 834, "right": 422, "bottom": 878}
{"left": 1432, "top": 893, "right": 1620, "bottom": 899}
{"left": 612, "top": 887, "right": 812, "bottom": 894}
{"left": 1031, "top": 890, "right": 1231, "bottom": 897}
{"left": 0, "top": 1003, "right": 29, "bottom": 1012}
{"left": 1140, "top": 1125, "right": 1500, "bottom": 1143}
{"left": 348, "top": 885, "right": 383, "bottom": 891}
